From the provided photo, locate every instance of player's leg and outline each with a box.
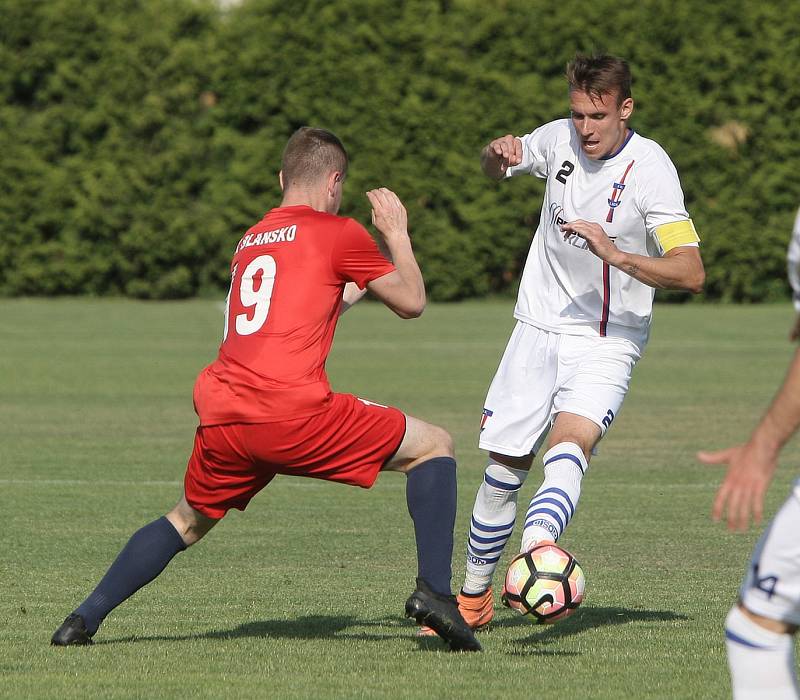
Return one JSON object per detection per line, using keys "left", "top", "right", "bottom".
{"left": 51, "top": 495, "right": 219, "bottom": 646}
{"left": 725, "top": 490, "right": 800, "bottom": 699}
{"left": 248, "top": 394, "right": 478, "bottom": 650}
{"left": 519, "top": 412, "right": 597, "bottom": 551}
{"left": 439, "top": 450, "right": 531, "bottom": 632}
{"left": 383, "top": 416, "right": 457, "bottom": 597}
{"left": 52, "top": 424, "right": 261, "bottom": 646}
{"left": 725, "top": 607, "right": 798, "bottom": 700}
{"left": 461, "top": 451, "right": 532, "bottom": 600}
{"left": 519, "top": 334, "right": 639, "bottom": 552}
{"left": 462, "top": 322, "right": 559, "bottom": 604}
{"left": 383, "top": 416, "right": 481, "bottom": 651}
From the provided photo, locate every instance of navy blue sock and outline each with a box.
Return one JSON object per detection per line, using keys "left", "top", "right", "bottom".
{"left": 405, "top": 456, "right": 457, "bottom": 597}
{"left": 75, "top": 516, "right": 187, "bottom": 634}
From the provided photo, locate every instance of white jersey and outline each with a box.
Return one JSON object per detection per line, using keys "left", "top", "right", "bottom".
{"left": 506, "top": 119, "right": 697, "bottom": 350}
{"left": 787, "top": 206, "right": 800, "bottom": 311}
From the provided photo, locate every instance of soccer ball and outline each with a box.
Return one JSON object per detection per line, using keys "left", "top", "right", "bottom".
{"left": 502, "top": 542, "right": 585, "bottom": 623}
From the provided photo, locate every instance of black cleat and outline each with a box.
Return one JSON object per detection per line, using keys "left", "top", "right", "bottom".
{"left": 51, "top": 613, "right": 94, "bottom": 646}
{"left": 405, "top": 578, "right": 482, "bottom": 652}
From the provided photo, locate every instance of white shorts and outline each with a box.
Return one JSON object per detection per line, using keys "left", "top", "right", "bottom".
{"left": 740, "top": 481, "right": 800, "bottom": 625}
{"left": 478, "top": 322, "right": 641, "bottom": 457}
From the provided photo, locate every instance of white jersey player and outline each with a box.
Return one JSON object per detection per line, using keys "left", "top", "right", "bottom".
{"left": 697, "top": 210, "right": 800, "bottom": 700}
{"left": 422, "top": 53, "right": 706, "bottom": 635}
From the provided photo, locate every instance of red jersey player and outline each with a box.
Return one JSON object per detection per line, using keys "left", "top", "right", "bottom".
{"left": 51, "top": 127, "right": 480, "bottom": 652}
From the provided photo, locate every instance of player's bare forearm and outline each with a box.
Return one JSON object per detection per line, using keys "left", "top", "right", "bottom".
{"left": 382, "top": 237, "right": 426, "bottom": 317}
{"left": 365, "top": 187, "right": 426, "bottom": 318}
{"left": 561, "top": 219, "right": 705, "bottom": 293}
{"left": 367, "top": 254, "right": 426, "bottom": 319}
{"left": 750, "top": 347, "right": 800, "bottom": 452}
{"left": 700, "top": 347, "right": 800, "bottom": 530}
{"left": 611, "top": 247, "right": 705, "bottom": 293}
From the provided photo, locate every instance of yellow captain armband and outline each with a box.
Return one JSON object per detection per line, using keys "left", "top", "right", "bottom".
{"left": 655, "top": 219, "right": 700, "bottom": 252}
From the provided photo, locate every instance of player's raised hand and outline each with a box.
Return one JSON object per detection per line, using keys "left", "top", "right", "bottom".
{"left": 366, "top": 188, "right": 409, "bottom": 243}
{"left": 481, "top": 135, "right": 523, "bottom": 179}
{"left": 697, "top": 442, "right": 778, "bottom": 532}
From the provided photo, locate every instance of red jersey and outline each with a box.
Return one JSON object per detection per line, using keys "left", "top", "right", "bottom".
{"left": 193, "top": 205, "right": 395, "bottom": 426}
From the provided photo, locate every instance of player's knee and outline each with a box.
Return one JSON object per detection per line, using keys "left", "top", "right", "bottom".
{"left": 429, "top": 425, "right": 454, "bottom": 459}
{"left": 737, "top": 602, "right": 798, "bottom": 636}
{"left": 490, "top": 451, "right": 534, "bottom": 470}
{"left": 166, "top": 501, "right": 218, "bottom": 547}
{"left": 548, "top": 434, "right": 593, "bottom": 460}
{"left": 180, "top": 522, "right": 211, "bottom": 547}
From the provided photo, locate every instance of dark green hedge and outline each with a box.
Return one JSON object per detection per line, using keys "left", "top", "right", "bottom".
{"left": 2, "top": 0, "right": 799, "bottom": 301}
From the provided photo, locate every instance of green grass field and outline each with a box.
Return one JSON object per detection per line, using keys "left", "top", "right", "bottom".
{"left": 2, "top": 298, "right": 799, "bottom": 699}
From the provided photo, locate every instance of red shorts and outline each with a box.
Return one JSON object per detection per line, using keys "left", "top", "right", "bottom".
{"left": 184, "top": 393, "right": 407, "bottom": 518}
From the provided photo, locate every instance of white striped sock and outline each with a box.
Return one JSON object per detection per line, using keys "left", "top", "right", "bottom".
{"left": 463, "top": 462, "right": 528, "bottom": 594}
{"left": 521, "top": 442, "right": 586, "bottom": 551}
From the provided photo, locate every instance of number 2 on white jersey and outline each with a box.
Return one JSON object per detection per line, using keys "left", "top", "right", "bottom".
{"left": 223, "top": 255, "right": 277, "bottom": 340}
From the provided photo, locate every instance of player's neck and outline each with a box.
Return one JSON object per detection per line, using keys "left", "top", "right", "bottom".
{"left": 280, "top": 189, "right": 332, "bottom": 214}
{"left": 600, "top": 127, "right": 633, "bottom": 160}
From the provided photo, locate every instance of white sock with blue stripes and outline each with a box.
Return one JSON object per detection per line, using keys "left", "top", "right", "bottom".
{"left": 463, "top": 461, "right": 528, "bottom": 595}
{"left": 725, "top": 606, "right": 799, "bottom": 699}
{"left": 521, "top": 442, "right": 586, "bottom": 551}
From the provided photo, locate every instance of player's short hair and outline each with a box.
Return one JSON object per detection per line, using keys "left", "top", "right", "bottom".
{"left": 566, "top": 54, "right": 632, "bottom": 106}
{"left": 281, "top": 127, "right": 348, "bottom": 190}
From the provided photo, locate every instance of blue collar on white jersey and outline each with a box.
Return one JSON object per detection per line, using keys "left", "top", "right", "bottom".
{"left": 600, "top": 128, "right": 635, "bottom": 160}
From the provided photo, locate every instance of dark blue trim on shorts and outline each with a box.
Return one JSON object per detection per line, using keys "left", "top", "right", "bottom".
{"left": 724, "top": 629, "right": 771, "bottom": 650}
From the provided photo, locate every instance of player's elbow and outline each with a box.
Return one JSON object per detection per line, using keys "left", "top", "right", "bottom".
{"left": 395, "top": 297, "right": 426, "bottom": 319}
{"left": 672, "top": 255, "right": 705, "bottom": 294}
{"left": 686, "top": 267, "right": 705, "bottom": 295}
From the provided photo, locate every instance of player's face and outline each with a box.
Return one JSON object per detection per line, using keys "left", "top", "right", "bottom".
{"left": 569, "top": 89, "right": 633, "bottom": 160}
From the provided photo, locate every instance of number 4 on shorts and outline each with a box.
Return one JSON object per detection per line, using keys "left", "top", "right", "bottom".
{"left": 752, "top": 562, "right": 779, "bottom": 599}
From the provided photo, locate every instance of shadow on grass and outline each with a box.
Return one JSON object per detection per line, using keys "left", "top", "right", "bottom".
{"left": 98, "top": 614, "right": 406, "bottom": 646}
{"left": 95, "top": 606, "right": 688, "bottom": 654}
{"left": 497, "top": 605, "right": 689, "bottom": 656}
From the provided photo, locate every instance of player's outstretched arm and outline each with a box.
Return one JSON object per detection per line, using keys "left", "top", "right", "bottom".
{"left": 481, "top": 135, "right": 523, "bottom": 180}
{"left": 698, "top": 347, "right": 800, "bottom": 530}
{"left": 365, "top": 188, "right": 426, "bottom": 319}
{"left": 560, "top": 220, "right": 705, "bottom": 293}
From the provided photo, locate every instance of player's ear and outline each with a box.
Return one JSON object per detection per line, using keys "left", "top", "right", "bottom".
{"left": 620, "top": 97, "right": 634, "bottom": 120}
{"left": 279, "top": 170, "right": 285, "bottom": 192}
{"left": 327, "top": 170, "right": 342, "bottom": 197}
